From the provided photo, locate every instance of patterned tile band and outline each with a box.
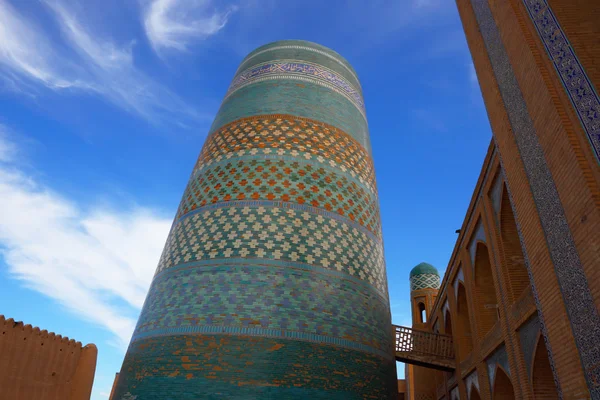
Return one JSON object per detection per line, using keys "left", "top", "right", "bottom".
{"left": 178, "top": 159, "right": 381, "bottom": 236}
{"left": 225, "top": 61, "right": 366, "bottom": 118}
{"left": 155, "top": 204, "right": 387, "bottom": 294}
{"left": 522, "top": 0, "right": 600, "bottom": 161}
{"left": 132, "top": 264, "right": 392, "bottom": 357}
{"left": 113, "top": 41, "right": 396, "bottom": 399}
{"left": 410, "top": 273, "right": 441, "bottom": 291}
{"left": 194, "top": 115, "right": 377, "bottom": 193}
{"left": 236, "top": 44, "right": 361, "bottom": 89}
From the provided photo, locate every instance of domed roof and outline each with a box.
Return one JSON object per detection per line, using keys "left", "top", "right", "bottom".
{"left": 410, "top": 262, "right": 439, "bottom": 278}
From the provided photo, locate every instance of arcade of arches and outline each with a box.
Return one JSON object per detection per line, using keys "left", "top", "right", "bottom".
{"left": 402, "top": 145, "right": 576, "bottom": 400}
{"left": 401, "top": 0, "right": 600, "bottom": 398}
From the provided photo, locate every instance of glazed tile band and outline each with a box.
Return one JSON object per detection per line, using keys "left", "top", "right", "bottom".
{"left": 522, "top": 0, "right": 600, "bottom": 162}
{"left": 235, "top": 44, "right": 362, "bottom": 88}
{"left": 225, "top": 61, "right": 366, "bottom": 119}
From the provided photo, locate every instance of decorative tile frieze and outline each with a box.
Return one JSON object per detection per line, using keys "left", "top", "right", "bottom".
{"left": 522, "top": 0, "right": 600, "bottom": 161}
{"left": 410, "top": 273, "right": 441, "bottom": 291}
{"left": 237, "top": 44, "right": 361, "bottom": 87}
{"left": 194, "top": 116, "right": 377, "bottom": 192}
{"left": 226, "top": 61, "right": 365, "bottom": 118}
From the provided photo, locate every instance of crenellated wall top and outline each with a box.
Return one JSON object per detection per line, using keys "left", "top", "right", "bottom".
{"left": 0, "top": 314, "right": 84, "bottom": 348}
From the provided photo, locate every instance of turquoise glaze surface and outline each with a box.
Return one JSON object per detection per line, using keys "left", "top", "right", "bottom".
{"left": 238, "top": 40, "right": 360, "bottom": 87}
{"left": 113, "top": 41, "right": 396, "bottom": 399}
{"left": 211, "top": 80, "right": 371, "bottom": 152}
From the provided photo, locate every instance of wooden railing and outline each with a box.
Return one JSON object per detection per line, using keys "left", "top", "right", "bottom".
{"left": 394, "top": 325, "right": 456, "bottom": 371}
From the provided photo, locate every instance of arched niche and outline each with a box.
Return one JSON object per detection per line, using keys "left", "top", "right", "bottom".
{"left": 531, "top": 333, "right": 558, "bottom": 399}
{"left": 492, "top": 366, "right": 515, "bottom": 400}
{"left": 473, "top": 242, "right": 499, "bottom": 338}
{"left": 499, "top": 185, "right": 529, "bottom": 302}
{"left": 455, "top": 283, "right": 473, "bottom": 361}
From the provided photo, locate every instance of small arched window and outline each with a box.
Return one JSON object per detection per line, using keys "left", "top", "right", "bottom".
{"left": 418, "top": 302, "right": 427, "bottom": 323}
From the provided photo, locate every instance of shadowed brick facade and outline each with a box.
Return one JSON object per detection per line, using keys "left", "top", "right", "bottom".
{"left": 112, "top": 40, "right": 398, "bottom": 399}
{"left": 402, "top": 0, "right": 600, "bottom": 399}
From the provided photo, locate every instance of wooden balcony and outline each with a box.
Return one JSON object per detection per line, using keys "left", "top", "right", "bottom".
{"left": 394, "top": 325, "right": 456, "bottom": 372}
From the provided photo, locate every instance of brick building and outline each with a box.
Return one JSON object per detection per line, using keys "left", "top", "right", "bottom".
{"left": 397, "top": 0, "right": 600, "bottom": 399}
{"left": 112, "top": 40, "right": 398, "bottom": 399}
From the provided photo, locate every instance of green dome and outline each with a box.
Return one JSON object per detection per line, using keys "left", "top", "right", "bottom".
{"left": 410, "top": 262, "right": 439, "bottom": 278}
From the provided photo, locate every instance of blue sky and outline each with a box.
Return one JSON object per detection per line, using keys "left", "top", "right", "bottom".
{"left": 0, "top": 0, "right": 491, "bottom": 397}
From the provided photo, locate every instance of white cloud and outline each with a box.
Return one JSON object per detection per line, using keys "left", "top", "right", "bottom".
{"left": 0, "top": 0, "right": 85, "bottom": 90}
{"left": 0, "top": 0, "right": 201, "bottom": 125}
{"left": 144, "top": 0, "right": 237, "bottom": 53}
{"left": 0, "top": 133, "right": 172, "bottom": 347}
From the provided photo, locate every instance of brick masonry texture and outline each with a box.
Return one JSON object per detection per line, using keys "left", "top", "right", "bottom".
{"left": 470, "top": 0, "right": 600, "bottom": 396}
{"left": 113, "top": 40, "right": 397, "bottom": 399}
{"left": 0, "top": 315, "right": 97, "bottom": 400}
{"left": 402, "top": 0, "right": 600, "bottom": 398}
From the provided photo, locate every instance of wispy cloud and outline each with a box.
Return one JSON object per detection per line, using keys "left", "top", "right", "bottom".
{"left": 143, "top": 0, "right": 237, "bottom": 53}
{"left": 0, "top": 0, "right": 85, "bottom": 91}
{"left": 0, "top": 132, "right": 172, "bottom": 347}
{"left": 0, "top": 0, "right": 201, "bottom": 125}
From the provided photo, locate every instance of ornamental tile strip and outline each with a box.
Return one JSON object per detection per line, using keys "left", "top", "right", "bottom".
{"left": 226, "top": 61, "right": 365, "bottom": 117}
{"left": 174, "top": 199, "right": 380, "bottom": 244}
{"left": 410, "top": 273, "right": 440, "bottom": 291}
{"left": 522, "top": 0, "right": 600, "bottom": 161}
{"left": 178, "top": 158, "right": 381, "bottom": 236}
{"left": 152, "top": 258, "right": 388, "bottom": 304}
{"left": 155, "top": 204, "right": 387, "bottom": 293}
{"left": 194, "top": 116, "right": 377, "bottom": 193}
{"left": 131, "top": 265, "right": 392, "bottom": 357}
{"left": 236, "top": 44, "right": 361, "bottom": 86}
{"left": 131, "top": 326, "right": 393, "bottom": 360}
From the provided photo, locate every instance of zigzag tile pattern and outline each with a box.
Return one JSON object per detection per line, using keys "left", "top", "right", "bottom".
{"left": 194, "top": 116, "right": 377, "bottom": 192}
{"left": 178, "top": 158, "right": 381, "bottom": 236}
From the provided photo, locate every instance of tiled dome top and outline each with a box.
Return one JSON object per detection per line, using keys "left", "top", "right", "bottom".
{"left": 409, "top": 263, "right": 440, "bottom": 291}
{"left": 410, "top": 262, "right": 440, "bottom": 278}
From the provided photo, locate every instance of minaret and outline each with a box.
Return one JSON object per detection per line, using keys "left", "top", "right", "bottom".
{"left": 406, "top": 262, "right": 440, "bottom": 400}
{"left": 409, "top": 262, "right": 440, "bottom": 329}
{"left": 113, "top": 40, "right": 397, "bottom": 399}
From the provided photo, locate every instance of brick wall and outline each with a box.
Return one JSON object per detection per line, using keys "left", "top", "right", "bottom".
{"left": 0, "top": 315, "right": 97, "bottom": 400}
{"left": 403, "top": 0, "right": 599, "bottom": 398}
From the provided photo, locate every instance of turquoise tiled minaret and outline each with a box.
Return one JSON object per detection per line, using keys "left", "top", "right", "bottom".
{"left": 113, "top": 40, "right": 397, "bottom": 399}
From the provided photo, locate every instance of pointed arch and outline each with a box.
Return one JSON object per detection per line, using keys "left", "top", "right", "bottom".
{"left": 455, "top": 283, "right": 473, "bottom": 360}
{"left": 492, "top": 366, "right": 515, "bottom": 400}
{"left": 531, "top": 334, "right": 558, "bottom": 399}
{"left": 418, "top": 302, "right": 427, "bottom": 323}
{"left": 470, "top": 387, "right": 482, "bottom": 400}
{"left": 499, "top": 185, "right": 529, "bottom": 302}
{"left": 444, "top": 309, "right": 454, "bottom": 381}
{"left": 473, "top": 242, "right": 499, "bottom": 338}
